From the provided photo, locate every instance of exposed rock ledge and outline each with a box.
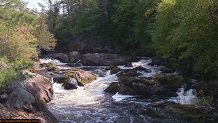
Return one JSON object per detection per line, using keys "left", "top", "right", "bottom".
{"left": 0, "top": 72, "right": 57, "bottom": 123}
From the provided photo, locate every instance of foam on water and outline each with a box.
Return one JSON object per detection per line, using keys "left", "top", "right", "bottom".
{"left": 132, "top": 59, "right": 152, "bottom": 68}
{"left": 85, "top": 74, "right": 118, "bottom": 92}
{"left": 49, "top": 74, "right": 119, "bottom": 110}
{"left": 47, "top": 58, "right": 189, "bottom": 122}
{"left": 169, "top": 85, "right": 197, "bottom": 105}
{"left": 112, "top": 92, "right": 135, "bottom": 102}
{"left": 39, "top": 58, "right": 67, "bottom": 66}
{"left": 118, "top": 59, "right": 164, "bottom": 78}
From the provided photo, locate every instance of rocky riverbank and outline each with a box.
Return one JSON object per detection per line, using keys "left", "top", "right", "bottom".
{"left": 1, "top": 51, "right": 218, "bottom": 122}
{"left": 0, "top": 72, "right": 57, "bottom": 123}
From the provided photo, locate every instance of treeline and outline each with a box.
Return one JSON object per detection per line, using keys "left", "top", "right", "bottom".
{"left": 153, "top": 0, "right": 218, "bottom": 78}
{"left": 46, "top": 0, "right": 158, "bottom": 50}
{"left": 0, "top": 0, "right": 56, "bottom": 86}
{"left": 46, "top": 0, "right": 218, "bottom": 79}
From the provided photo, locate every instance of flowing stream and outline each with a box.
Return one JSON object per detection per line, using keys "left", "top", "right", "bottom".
{"left": 41, "top": 58, "right": 196, "bottom": 123}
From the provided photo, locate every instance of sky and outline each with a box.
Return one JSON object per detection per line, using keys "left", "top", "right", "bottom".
{"left": 23, "top": 0, "right": 48, "bottom": 10}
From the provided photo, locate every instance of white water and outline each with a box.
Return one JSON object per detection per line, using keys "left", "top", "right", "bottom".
{"left": 46, "top": 59, "right": 155, "bottom": 122}
{"left": 39, "top": 58, "right": 67, "bottom": 66}
{"left": 44, "top": 58, "right": 192, "bottom": 122}
{"left": 118, "top": 59, "right": 163, "bottom": 78}
{"left": 48, "top": 73, "right": 142, "bottom": 123}
{"left": 112, "top": 92, "right": 135, "bottom": 102}
{"left": 169, "top": 85, "right": 197, "bottom": 105}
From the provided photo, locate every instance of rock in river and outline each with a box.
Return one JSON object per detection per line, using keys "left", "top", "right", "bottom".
{"left": 82, "top": 53, "right": 130, "bottom": 66}
{"left": 66, "top": 68, "right": 96, "bottom": 85}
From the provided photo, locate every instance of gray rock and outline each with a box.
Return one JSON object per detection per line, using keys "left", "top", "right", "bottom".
{"left": 68, "top": 51, "right": 81, "bottom": 63}
{"left": 62, "top": 77, "right": 79, "bottom": 90}
{"left": 6, "top": 73, "right": 54, "bottom": 110}
{"left": 66, "top": 69, "right": 96, "bottom": 85}
{"left": 82, "top": 53, "right": 130, "bottom": 66}
{"left": 105, "top": 71, "right": 185, "bottom": 97}
{"left": 6, "top": 87, "right": 35, "bottom": 109}
{"left": 23, "top": 74, "right": 53, "bottom": 102}
{"left": 51, "top": 53, "right": 69, "bottom": 63}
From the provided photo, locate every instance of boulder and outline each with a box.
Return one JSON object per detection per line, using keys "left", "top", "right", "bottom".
{"left": 105, "top": 76, "right": 158, "bottom": 96}
{"left": 66, "top": 69, "right": 96, "bottom": 85}
{"left": 3, "top": 72, "right": 57, "bottom": 123}
{"left": 51, "top": 53, "right": 69, "bottom": 63}
{"left": 152, "top": 101, "right": 218, "bottom": 123}
{"left": 6, "top": 86, "right": 35, "bottom": 110}
{"left": 68, "top": 51, "right": 81, "bottom": 63}
{"left": 105, "top": 68, "right": 186, "bottom": 97}
{"left": 54, "top": 76, "right": 83, "bottom": 90}
{"left": 23, "top": 74, "right": 54, "bottom": 102}
{"left": 62, "top": 77, "right": 79, "bottom": 90}
{"left": 45, "top": 63, "right": 60, "bottom": 72}
{"left": 82, "top": 53, "right": 130, "bottom": 66}
{"left": 106, "top": 66, "right": 121, "bottom": 74}
{"left": 7, "top": 73, "right": 53, "bottom": 104}
{"left": 104, "top": 82, "right": 137, "bottom": 95}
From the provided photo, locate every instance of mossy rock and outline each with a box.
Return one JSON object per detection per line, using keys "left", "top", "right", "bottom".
{"left": 104, "top": 82, "right": 120, "bottom": 94}
{"left": 154, "top": 102, "right": 218, "bottom": 123}
{"left": 156, "top": 75, "right": 185, "bottom": 87}
{"left": 119, "top": 76, "right": 156, "bottom": 86}
{"left": 65, "top": 68, "right": 96, "bottom": 85}
{"left": 45, "top": 63, "right": 60, "bottom": 72}
{"left": 39, "top": 98, "right": 46, "bottom": 104}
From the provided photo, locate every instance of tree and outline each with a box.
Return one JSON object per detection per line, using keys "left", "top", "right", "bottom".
{"left": 153, "top": 0, "right": 218, "bottom": 78}
{"left": 33, "top": 11, "right": 56, "bottom": 49}
{"left": 0, "top": 0, "right": 57, "bottom": 86}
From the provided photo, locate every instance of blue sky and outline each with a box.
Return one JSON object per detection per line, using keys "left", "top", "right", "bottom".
{"left": 23, "top": 0, "right": 48, "bottom": 9}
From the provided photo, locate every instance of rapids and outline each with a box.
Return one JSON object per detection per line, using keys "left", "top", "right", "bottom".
{"left": 42, "top": 58, "right": 196, "bottom": 123}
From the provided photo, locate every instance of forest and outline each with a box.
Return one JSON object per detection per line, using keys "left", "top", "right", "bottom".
{"left": 0, "top": 0, "right": 218, "bottom": 85}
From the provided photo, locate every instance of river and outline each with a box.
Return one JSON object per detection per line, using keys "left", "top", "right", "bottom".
{"left": 40, "top": 58, "right": 195, "bottom": 123}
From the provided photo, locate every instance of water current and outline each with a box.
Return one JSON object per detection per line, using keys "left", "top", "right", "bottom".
{"left": 40, "top": 58, "right": 196, "bottom": 123}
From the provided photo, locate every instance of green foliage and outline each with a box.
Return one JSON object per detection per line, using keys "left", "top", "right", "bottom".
{"left": 107, "top": 0, "right": 136, "bottom": 44}
{"left": 0, "top": 0, "right": 56, "bottom": 87}
{"left": 0, "top": 57, "right": 25, "bottom": 87}
{"left": 33, "top": 13, "right": 56, "bottom": 48}
{"left": 46, "top": 0, "right": 77, "bottom": 43}
{"left": 105, "top": 0, "right": 159, "bottom": 51}
{"left": 47, "top": 0, "right": 158, "bottom": 52}
{"left": 153, "top": 0, "right": 218, "bottom": 78}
